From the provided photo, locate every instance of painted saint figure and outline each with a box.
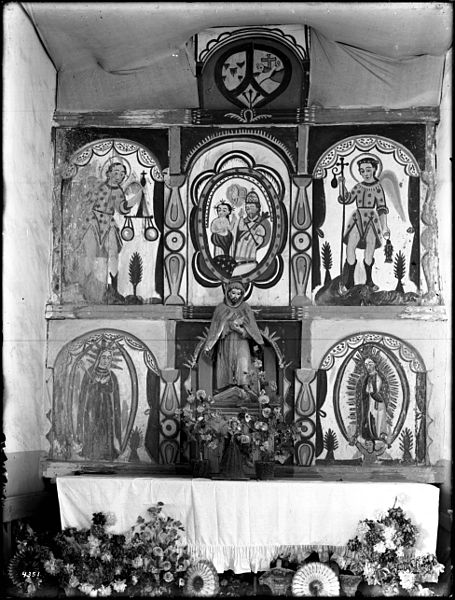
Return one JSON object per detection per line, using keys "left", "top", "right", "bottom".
{"left": 338, "top": 157, "right": 390, "bottom": 290}
{"left": 233, "top": 190, "right": 270, "bottom": 274}
{"left": 359, "top": 357, "right": 391, "bottom": 443}
{"left": 204, "top": 280, "right": 263, "bottom": 390}
{"left": 210, "top": 201, "right": 237, "bottom": 256}
{"left": 79, "top": 161, "right": 140, "bottom": 303}
{"left": 76, "top": 348, "right": 122, "bottom": 460}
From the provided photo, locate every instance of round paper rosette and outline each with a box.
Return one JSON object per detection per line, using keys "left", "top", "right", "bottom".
{"left": 184, "top": 559, "right": 220, "bottom": 597}
{"left": 292, "top": 562, "right": 340, "bottom": 596}
{"left": 8, "top": 548, "right": 42, "bottom": 591}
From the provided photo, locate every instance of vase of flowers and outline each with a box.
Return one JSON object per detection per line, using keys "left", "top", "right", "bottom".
{"left": 344, "top": 499, "right": 444, "bottom": 596}
{"left": 176, "top": 389, "right": 225, "bottom": 477}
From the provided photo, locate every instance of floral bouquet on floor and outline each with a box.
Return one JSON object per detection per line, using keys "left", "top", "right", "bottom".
{"left": 40, "top": 503, "right": 191, "bottom": 596}
{"left": 344, "top": 499, "right": 444, "bottom": 596}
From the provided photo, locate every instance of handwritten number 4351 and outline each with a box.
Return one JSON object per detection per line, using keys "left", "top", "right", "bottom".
{"left": 22, "top": 571, "right": 40, "bottom": 578}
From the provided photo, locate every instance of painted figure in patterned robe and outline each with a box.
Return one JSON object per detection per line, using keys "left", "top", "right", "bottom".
{"left": 359, "top": 358, "right": 391, "bottom": 443}
{"left": 233, "top": 190, "right": 270, "bottom": 274}
{"left": 79, "top": 162, "right": 139, "bottom": 302}
{"left": 204, "top": 280, "right": 263, "bottom": 390}
{"left": 76, "top": 349, "right": 122, "bottom": 460}
{"left": 338, "top": 157, "right": 390, "bottom": 290}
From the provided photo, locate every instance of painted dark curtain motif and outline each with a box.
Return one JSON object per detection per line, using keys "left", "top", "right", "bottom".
{"left": 57, "top": 136, "right": 165, "bottom": 305}
{"left": 190, "top": 150, "right": 287, "bottom": 290}
{"left": 311, "top": 132, "right": 423, "bottom": 306}
{"left": 315, "top": 333, "right": 427, "bottom": 465}
{"left": 50, "top": 329, "right": 160, "bottom": 463}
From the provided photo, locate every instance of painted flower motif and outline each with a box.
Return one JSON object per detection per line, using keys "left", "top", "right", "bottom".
{"left": 163, "top": 572, "right": 174, "bottom": 583}
{"left": 399, "top": 570, "right": 416, "bottom": 590}
{"left": 112, "top": 580, "right": 127, "bottom": 593}
{"left": 261, "top": 423, "right": 269, "bottom": 432}
{"left": 196, "top": 404, "right": 205, "bottom": 413}
{"left": 262, "top": 407, "right": 272, "bottom": 418}
{"left": 240, "top": 434, "right": 250, "bottom": 444}
{"left": 253, "top": 358, "right": 263, "bottom": 368}
{"left": 161, "top": 561, "right": 172, "bottom": 571}
{"left": 153, "top": 546, "right": 164, "bottom": 557}
{"left": 196, "top": 389, "right": 207, "bottom": 400}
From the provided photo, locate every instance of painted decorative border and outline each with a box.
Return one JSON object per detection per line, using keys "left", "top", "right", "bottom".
{"left": 198, "top": 26, "right": 308, "bottom": 65}
{"left": 313, "top": 135, "right": 420, "bottom": 179}
{"left": 319, "top": 332, "right": 425, "bottom": 373}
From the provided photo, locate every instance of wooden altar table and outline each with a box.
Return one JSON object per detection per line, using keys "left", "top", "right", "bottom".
{"left": 56, "top": 476, "right": 439, "bottom": 574}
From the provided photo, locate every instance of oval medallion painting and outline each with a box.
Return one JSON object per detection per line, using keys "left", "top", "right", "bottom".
{"left": 194, "top": 159, "right": 286, "bottom": 286}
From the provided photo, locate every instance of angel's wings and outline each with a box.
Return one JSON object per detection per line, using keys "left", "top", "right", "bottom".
{"left": 379, "top": 169, "right": 407, "bottom": 221}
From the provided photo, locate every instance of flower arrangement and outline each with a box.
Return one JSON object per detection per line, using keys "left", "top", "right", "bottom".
{"left": 345, "top": 500, "right": 444, "bottom": 596}
{"left": 175, "top": 389, "right": 225, "bottom": 460}
{"left": 241, "top": 359, "right": 297, "bottom": 463}
{"left": 9, "top": 503, "right": 191, "bottom": 597}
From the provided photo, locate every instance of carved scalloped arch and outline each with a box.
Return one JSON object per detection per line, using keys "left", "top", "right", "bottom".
{"left": 59, "top": 328, "right": 160, "bottom": 375}
{"left": 313, "top": 135, "right": 420, "bottom": 179}
{"left": 61, "top": 138, "right": 163, "bottom": 181}
{"left": 319, "top": 332, "right": 425, "bottom": 373}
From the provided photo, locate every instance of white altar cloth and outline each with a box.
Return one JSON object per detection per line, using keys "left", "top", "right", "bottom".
{"left": 56, "top": 476, "right": 439, "bottom": 574}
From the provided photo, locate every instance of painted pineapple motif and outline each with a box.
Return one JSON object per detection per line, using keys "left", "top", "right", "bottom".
{"left": 399, "top": 427, "right": 414, "bottom": 463}
{"left": 394, "top": 250, "right": 406, "bottom": 293}
{"left": 323, "top": 428, "right": 339, "bottom": 462}
{"left": 321, "top": 241, "right": 333, "bottom": 285}
{"left": 128, "top": 426, "right": 143, "bottom": 462}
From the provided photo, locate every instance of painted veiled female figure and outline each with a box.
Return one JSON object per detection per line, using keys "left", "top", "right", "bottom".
{"left": 77, "top": 348, "right": 122, "bottom": 460}
{"left": 204, "top": 280, "right": 263, "bottom": 390}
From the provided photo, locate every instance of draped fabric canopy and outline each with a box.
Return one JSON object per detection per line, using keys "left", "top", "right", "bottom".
{"left": 23, "top": 2, "right": 452, "bottom": 111}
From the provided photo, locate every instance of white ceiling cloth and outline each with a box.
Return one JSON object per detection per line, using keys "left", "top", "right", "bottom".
{"left": 23, "top": 2, "right": 452, "bottom": 111}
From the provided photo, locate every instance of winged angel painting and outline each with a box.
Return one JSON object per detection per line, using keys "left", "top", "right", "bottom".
{"left": 313, "top": 139, "right": 422, "bottom": 306}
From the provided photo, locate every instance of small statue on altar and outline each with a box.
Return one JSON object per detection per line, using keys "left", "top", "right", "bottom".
{"left": 204, "top": 279, "right": 263, "bottom": 392}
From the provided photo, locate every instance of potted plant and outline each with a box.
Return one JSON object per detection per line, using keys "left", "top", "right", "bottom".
{"left": 344, "top": 500, "right": 444, "bottom": 596}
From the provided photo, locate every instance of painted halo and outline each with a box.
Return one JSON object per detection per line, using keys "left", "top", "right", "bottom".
{"left": 100, "top": 155, "right": 132, "bottom": 181}
{"left": 292, "top": 562, "right": 340, "bottom": 597}
{"left": 184, "top": 559, "right": 220, "bottom": 597}
{"left": 349, "top": 153, "right": 383, "bottom": 183}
